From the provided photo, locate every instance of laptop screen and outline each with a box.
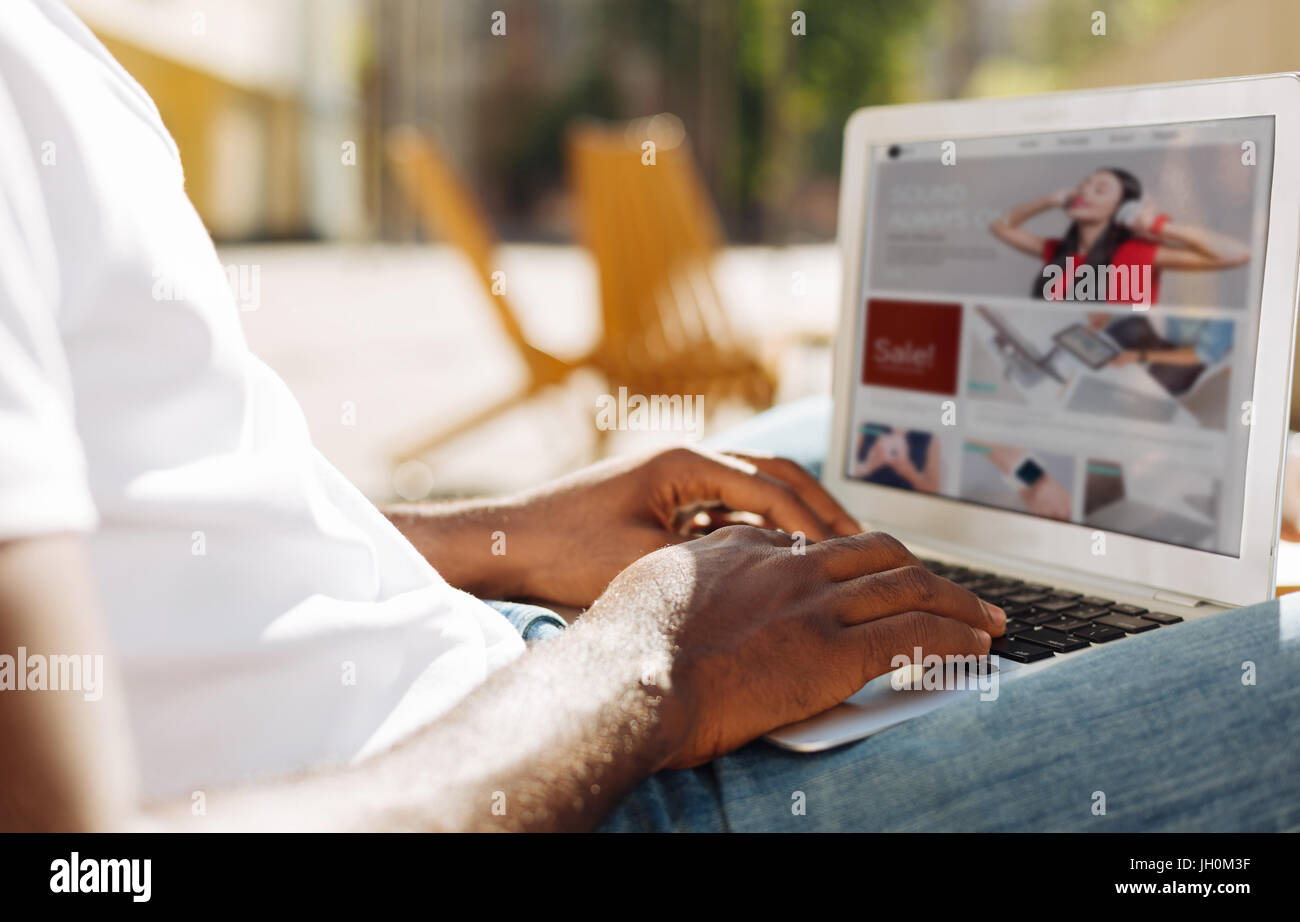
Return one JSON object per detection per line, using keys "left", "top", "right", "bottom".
{"left": 846, "top": 115, "right": 1275, "bottom": 557}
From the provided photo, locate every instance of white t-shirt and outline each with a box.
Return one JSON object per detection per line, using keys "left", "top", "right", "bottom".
{"left": 0, "top": 0, "right": 525, "bottom": 799}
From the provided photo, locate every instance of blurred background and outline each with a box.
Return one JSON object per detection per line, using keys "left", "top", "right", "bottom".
{"left": 66, "top": 0, "right": 1300, "bottom": 501}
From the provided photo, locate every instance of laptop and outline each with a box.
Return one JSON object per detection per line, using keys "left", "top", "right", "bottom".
{"left": 767, "top": 74, "right": 1300, "bottom": 752}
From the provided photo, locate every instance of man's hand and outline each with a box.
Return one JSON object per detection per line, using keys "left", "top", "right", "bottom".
{"left": 586, "top": 525, "right": 1005, "bottom": 769}
{"left": 139, "top": 523, "right": 1002, "bottom": 832}
{"left": 391, "top": 446, "right": 861, "bottom": 607}
{"left": 511, "top": 447, "right": 860, "bottom": 606}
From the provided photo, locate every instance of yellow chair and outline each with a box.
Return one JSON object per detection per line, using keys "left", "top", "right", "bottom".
{"left": 385, "top": 125, "right": 575, "bottom": 462}
{"left": 566, "top": 116, "right": 775, "bottom": 416}
{"left": 385, "top": 118, "right": 775, "bottom": 462}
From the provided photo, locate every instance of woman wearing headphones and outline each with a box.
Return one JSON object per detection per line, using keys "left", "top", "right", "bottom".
{"left": 989, "top": 167, "right": 1250, "bottom": 304}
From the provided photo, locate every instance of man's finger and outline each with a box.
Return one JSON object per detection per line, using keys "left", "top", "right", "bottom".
{"left": 660, "top": 448, "right": 837, "bottom": 541}
{"left": 705, "top": 522, "right": 804, "bottom": 548}
{"left": 807, "top": 531, "right": 920, "bottom": 581}
{"left": 848, "top": 610, "right": 993, "bottom": 685}
{"left": 828, "top": 564, "right": 1006, "bottom": 635}
{"left": 679, "top": 508, "right": 764, "bottom": 534}
{"left": 726, "top": 452, "right": 861, "bottom": 536}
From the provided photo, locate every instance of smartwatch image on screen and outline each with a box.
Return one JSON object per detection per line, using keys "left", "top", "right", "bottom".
{"left": 1006, "top": 455, "right": 1047, "bottom": 490}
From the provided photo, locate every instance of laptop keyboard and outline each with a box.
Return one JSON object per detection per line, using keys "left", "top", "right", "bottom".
{"left": 920, "top": 559, "right": 1184, "bottom": 664}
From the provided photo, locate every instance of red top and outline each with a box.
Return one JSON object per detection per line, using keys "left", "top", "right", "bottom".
{"left": 1041, "top": 237, "right": 1160, "bottom": 304}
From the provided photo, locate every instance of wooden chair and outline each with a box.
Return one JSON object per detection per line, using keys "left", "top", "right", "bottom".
{"left": 385, "top": 118, "right": 775, "bottom": 462}
{"left": 566, "top": 117, "right": 776, "bottom": 419}
{"left": 386, "top": 125, "right": 575, "bottom": 461}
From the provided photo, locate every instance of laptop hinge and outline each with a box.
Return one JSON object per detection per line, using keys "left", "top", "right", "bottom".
{"left": 1152, "top": 589, "right": 1205, "bottom": 609}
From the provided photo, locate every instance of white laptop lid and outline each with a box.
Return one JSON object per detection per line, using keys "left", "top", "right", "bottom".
{"left": 826, "top": 75, "right": 1300, "bottom": 608}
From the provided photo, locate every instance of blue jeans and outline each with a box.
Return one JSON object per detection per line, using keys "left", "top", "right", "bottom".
{"left": 596, "top": 395, "right": 1300, "bottom": 831}
{"left": 484, "top": 600, "right": 567, "bottom": 644}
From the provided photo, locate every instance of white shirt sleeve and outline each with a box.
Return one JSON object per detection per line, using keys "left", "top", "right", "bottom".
{"left": 0, "top": 75, "right": 96, "bottom": 539}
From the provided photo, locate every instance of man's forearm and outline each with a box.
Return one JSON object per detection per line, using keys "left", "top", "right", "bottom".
{"left": 385, "top": 499, "right": 533, "bottom": 599}
{"left": 143, "top": 611, "right": 687, "bottom": 832}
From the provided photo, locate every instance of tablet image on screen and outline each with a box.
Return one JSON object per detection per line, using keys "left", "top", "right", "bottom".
{"left": 1052, "top": 323, "right": 1120, "bottom": 369}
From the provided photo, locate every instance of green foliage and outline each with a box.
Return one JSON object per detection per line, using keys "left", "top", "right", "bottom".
{"left": 499, "top": 0, "right": 933, "bottom": 239}
{"left": 749, "top": 0, "right": 934, "bottom": 174}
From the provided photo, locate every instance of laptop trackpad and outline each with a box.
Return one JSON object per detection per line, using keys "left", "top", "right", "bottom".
{"left": 764, "top": 657, "right": 1042, "bottom": 752}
